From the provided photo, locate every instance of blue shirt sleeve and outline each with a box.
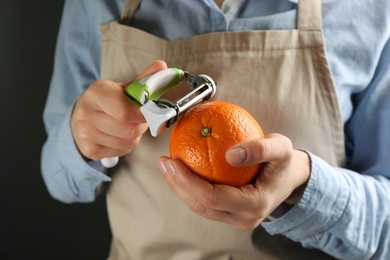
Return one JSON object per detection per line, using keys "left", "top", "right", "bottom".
{"left": 41, "top": 0, "right": 122, "bottom": 203}
{"left": 262, "top": 36, "right": 390, "bottom": 259}
{"left": 42, "top": 0, "right": 390, "bottom": 258}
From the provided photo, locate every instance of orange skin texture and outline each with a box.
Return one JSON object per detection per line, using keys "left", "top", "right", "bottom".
{"left": 170, "top": 101, "right": 264, "bottom": 187}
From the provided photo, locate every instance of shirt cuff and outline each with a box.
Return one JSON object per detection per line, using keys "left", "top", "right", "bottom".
{"left": 55, "top": 106, "right": 111, "bottom": 193}
{"left": 262, "top": 152, "right": 350, "bottom": 241}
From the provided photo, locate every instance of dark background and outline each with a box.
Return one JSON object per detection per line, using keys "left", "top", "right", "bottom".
{"left": 0, "top": 1, "right": 112, "bottom": 259}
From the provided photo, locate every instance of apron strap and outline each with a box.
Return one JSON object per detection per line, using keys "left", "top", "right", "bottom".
{"left": 120, "top": 0, "right": 322, "bottom": 30}
{"left": 297, "top": 0, "right": 322, "bottom": 30}
{"left": 120, "top": 0, "right": 141, "bottom": 25}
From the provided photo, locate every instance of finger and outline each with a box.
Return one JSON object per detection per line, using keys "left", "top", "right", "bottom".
{"left": 92, "top": 111, "right": 148, "bottom": 139}
{"left": 226, "top": 133, "right": 293, "bottom": 166}
{"left": 159, "top": 158, "right": 264, "bottom": 230}
{"left": 75, "top": 124, "right": 141, "bottom": 156}
{"left": 94, "top": 61, "right": 168, "bottom": 121}
{"left": 159, "top": 157, "right": 214, "bottom": 208}
{"left": 76, "top": 132, "right": 135, "bottom": 160}
{"left": 158, "top": 157, "right": 227, "bottom": 221}
{"left": 159, "top": 158, "right": 269, "bottom": 219}
{"left": 91, "top": 80, "right": 146, "bottom": 123}
{"left": 95, "top": 131, "right": 142, "bottom": 152}
{"left": 135, "top": 60, "right": 168, "bottom": 80}
{"left": 120, "top": 60, "right": 168, "bottom": 88}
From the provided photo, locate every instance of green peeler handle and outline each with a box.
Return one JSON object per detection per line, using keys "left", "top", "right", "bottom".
{"left": 124, "top": 68, "right": 184, "bottom": 104}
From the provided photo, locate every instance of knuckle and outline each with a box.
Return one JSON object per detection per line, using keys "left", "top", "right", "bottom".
{"left": 117, "top": 101, "right": 140, "bottom": 122}
{"left": 199, "top": 192, "right": 218, "bottom": 208}
{"left": 259, "top": 191, "right": 274, "bottom": 209}
{"left": 258, "top": 139, "right": 272, "bottom": 159}
{"left": 188, "top": 198, "right": 208, "bottom": 216}
{"left": 125, "top": 135, "right": 142, "bottom": 150}
{"left": 117, "top": 104, "right": 132, "bottom": 122}
{"left": 243, "top": 203, "right": 267, "bottom": 220}
{"left": 87, "top": 80, "right": 106, "bottom": 97}
{"left": 81, "top": 144, "right": 100, "bottom": 160}
{"left": 72, "top": 105, "right": 88, "bottom": 120}
{"left": 127, "top": 124, "right": 145, "bottom": 138}
{"left": 165, "top": 175, "right": 176, "bottom": 190}
{"left": 253, "top": 205, "right": 269, "bottom": 219}
{"left": 123, "top": 124, "right": 135, "bottom": 138}
{"left": 75, "top": 125, "right": 98, "bottom": 146}
{"left": 280, "top": 134, "right": 293, "bottom": 147}
{"left": 123, "top": 140, "right": 137, "bottom": 151}
{"left": 246, "top": 191, "right": 271, "bottom": 219}
{"left": 241, "top": 220, "right": 262, "bottom": 231}
{"left": 92, "top": 79, "right": 112, "bottom": 90}
{"left": 281, "top": 136, "right": 294, "bottom": 157}
{"left": 76, "top": 124, "right": 91, "bottom": 140}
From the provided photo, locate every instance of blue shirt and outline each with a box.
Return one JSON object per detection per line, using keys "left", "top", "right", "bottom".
{"left": 41, "top": 0, "right": 390, "bottom": 258}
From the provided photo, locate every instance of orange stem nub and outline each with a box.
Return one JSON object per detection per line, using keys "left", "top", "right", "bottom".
{"left": 201, "top": 127, "right": 212, "bottom": 137}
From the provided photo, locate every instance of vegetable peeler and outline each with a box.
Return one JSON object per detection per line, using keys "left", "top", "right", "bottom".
{"left": 101, "top": 68, "right": 217, "bottom": 168}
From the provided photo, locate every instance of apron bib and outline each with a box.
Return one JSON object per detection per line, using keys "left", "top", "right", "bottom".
{"left": 100, "top": 0, "right": 345, "bottom": 259}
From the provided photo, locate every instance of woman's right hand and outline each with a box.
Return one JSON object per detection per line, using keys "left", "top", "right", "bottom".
{"left": 71, "top": 60, "right": 168, "bottom": 161}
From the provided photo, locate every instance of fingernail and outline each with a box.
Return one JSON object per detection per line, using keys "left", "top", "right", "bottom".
{"left": 166, "top": 160, "right": 176, "bottom": 176}
{"left": 158, "top": 158, "right": 167, "bottom": 175}
{"left": 226, "top": 148, "right": 247, "bottom": 164}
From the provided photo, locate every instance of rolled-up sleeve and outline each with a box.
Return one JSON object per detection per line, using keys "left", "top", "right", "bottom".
{"left": 263, "top": 36, "right": 390, "bottom": 259}
{"left": 41, "top": 0, "right": 121, "bottom": 203}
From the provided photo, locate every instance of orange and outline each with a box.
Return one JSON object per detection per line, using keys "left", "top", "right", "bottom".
{"left": 169, "top": 101, "right": 264, "bottom": 187}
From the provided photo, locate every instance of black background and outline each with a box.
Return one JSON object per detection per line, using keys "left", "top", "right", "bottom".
{"left": 0, "top": 1, "right": 112, "bottom": 259}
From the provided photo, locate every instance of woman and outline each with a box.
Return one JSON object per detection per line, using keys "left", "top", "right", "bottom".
{"left": 42, "top": 0, "right": 390, "bottom": 259}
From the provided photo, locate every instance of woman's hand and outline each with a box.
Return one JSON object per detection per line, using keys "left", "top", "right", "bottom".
{"left": 71, "top": 60, "right": 167, "bottom": 160}
{"left": 158, "top": 133, "right": 311, "bottom": 230}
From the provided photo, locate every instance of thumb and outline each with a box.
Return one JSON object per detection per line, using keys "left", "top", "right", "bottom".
{"left": 225, "top": 133, "right": 293, "bottom": 166}
{"left": 121, "top": 60, "right": 168, "bottom": 89}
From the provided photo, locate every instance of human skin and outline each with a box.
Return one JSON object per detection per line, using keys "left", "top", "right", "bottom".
{"left": 71, "top": 60, "right": 168, "bottom": 160}
{"left": 158, "top": 134, "right": 311, "bottom": 230}
{"left": 71, "top": 59, "right": 310, "bottom": 230}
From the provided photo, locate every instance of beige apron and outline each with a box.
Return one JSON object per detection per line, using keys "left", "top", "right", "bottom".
{"left": 100, "top": 0, "right": 345, "bottom": 259}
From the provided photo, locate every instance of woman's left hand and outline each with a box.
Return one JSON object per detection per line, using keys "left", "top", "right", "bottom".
{"left": 158, "top": 133, "right": 311, "bottom": 230}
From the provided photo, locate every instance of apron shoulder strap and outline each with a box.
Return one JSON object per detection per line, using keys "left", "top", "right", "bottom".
{"left": 120, "top": 0, "right": 141, "bottom": 25}
{"left": 297, "top": 0, "right": 322, "bottom": 30}
{"left": 119, "top": 0, "right": 322, "bottom": 30}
